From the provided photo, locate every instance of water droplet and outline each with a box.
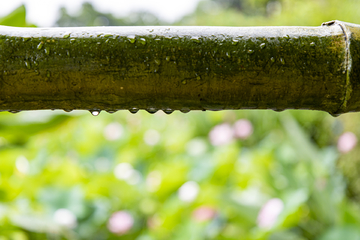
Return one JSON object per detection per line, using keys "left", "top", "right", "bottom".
{"left": 155, "top": 59, "right": 161, "bottom": 65}
{"left": 25, "top": 61, "right": 31, "bottom": 69}
{"left": 63, "top": 34, "right": 70, "bottom": 39}
{"left": 3, "top": 71, "right": 8, "bottom": 75}
{"left": 191, "top": 37, "right": 200, "bottom": 43}
{"left": 23, "top": 37, "right": 30, "bottom": 42}
{"left": 129, "top": 108, "right": 139, "bottom": 114}
{"left": 106, "top": 110, "right": 117, "bottom": 114}
{"left": 247, "top": 49, "right": 254, "bottom": 54}
{"left": 90, "top": 110, "right": 100, "bottom": 116}
{"left": 46, "top": 71, "right": 51, "bottom": 78}
{"left": 163, "top": 109, "right": 174, "bottom": 114}
{"left": 196, "top": 75, "right": 201, "bottom": 80}
{"left": 270, "top": 57, "right": 275, "bottom": 63}
{"left": 273, "top": 108, "right": 284, "bottom": 112}
{"left": 165, "top": 56, "right": 171, "bottom": 61}
{"left": 180, "top": 108, "right": 190, "bottom": 113}
{"left": 182, "top": 80, "right": 187, "bottom": 85}
{"left": 146, "top": 108, "right": 158, "bottom": 114}
{"left": 260, "top": 43, "right": 266, "bottom": 49}
{"left": 232, "top": 39, "right": 239, "bottom": 45}
{"left": 342, "top": 70, "right": 346, "bottom": 74}
{"left": 330, "top": 112, "right": 341, "bottom": 117}
{"left": 9, "top": 110, "right": 20, "bottom": 114}
{"left": 127, "top": 35, "right": 136, "bottom": 43}
{"left": 70, "top": 38, "right": 76, "bottom": 43}
{"left": 63, "top": 109, "right": 73, "bottom": 112}
{"left": 37, "top": 41, "right": 44, "bottom": 50}
{"left": 45, "top": 47, "right": 50, "bottom": 55}
{"left": 226, "top": 52, "right": 231, "bottom": 58}
{"left": 310, "top": 42, "right": 315, "bottom": 47}
{"left": 139, "top": 38, "right": 146, "bottom": 45}
{"left": 104, "top": 34, "right": 113, "bottom": 38}
{"left": 67, "top": 50, "right": 70, "bottom": 57}
{"left": 280, "top": 58, "right": 285, "bottom": 65}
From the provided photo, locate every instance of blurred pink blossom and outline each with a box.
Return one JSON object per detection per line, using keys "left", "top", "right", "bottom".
{"left": 337, "top": 132, "right": 357, "bottom": 153}
{"left": 257, "top": 198, "right": 284, "bottom": 229}
{"left": 233, "top": 119, "right": 253, "bottom": 139}
{"left": 107, "top": 211, "right": 134, "bottom": 235}
{"left": 209, "top": 123, "right": 234, "bottom": 146}
{"left": 192, "top": 206, "right": 217, "bottom": 222}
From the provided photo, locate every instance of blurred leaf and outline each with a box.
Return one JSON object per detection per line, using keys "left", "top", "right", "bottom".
{"left": 317, "top": 225, "right": 360, "bottom": 240}
{"left": 0, "top": 5, "right": 35, "bottom": 27}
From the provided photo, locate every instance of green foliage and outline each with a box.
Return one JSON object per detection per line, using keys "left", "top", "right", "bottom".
{"left": 0, "top": 5, "right": 35, "bottom": 27}
{"left": 180, "top": 0, "right": 360, "bottom": 26}
{"left": 56, "top": 2, "right": 162, "bottom": 27}
{"left": 1, "top": 2, "right": 360, "bottom": 240}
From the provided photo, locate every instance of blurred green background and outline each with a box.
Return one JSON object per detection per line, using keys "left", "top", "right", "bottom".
{"left": 1, "top": 1, "right": 360, "bottom": 239}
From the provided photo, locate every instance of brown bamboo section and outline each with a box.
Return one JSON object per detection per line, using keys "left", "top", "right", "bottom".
{"left": 0, "top": 20, "right": 359, "bottom": 115}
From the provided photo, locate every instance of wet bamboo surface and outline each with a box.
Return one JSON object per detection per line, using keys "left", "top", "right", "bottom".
{"left": 0, "top": 20, "right": 359, "bottom": 116}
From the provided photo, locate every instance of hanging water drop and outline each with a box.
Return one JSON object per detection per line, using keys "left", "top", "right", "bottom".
{"left": 90, "top": 110, "right": 100, "bottom": 116}
{"left": 232, "top": 39, "right": 239, "bottom": 45}
{"left": 247, "top": 49, "right": 254, "bottom": 54}
{"left": 63, "top": 34, "right": 70, "bottom": 39}
{"left": 106, "top": 110, "right": 117, "bottom": 114}
{"left": 310, "top": 42, "right": 315, "bottom": 47}
{"left": 180, "top": 108, "right": 190, "bottom": 113}
{"left": 260, "top": 43, "right": 266, "bottom": 49}
{"left": 70, "top": 38, "right": 76, "bottom": 43}
{"left": 165, "top": 56, "right": 171, "bottom": 61}
{"left": 63, "top": 109, "right": 73, "bottom": 112}
{"left": 163, "top": 109, "right": 174, "bottom": 114}
{"left": 273, "top": 108, "right": 285, "bottom": 112}
{"left": 182, "top": 80, "right": 187, "bottom": 85}
{"left": 9, "top": 110, "right": 20, "bottom": 114}
{"left": 129, "top": 108, "right": 139, "bottom": 114}
{"left": 280, "top": 58, "right": 285, "bottom": 65}
{"left": 270, "top": 57, "right": 275, "bottom": 63}
{"left": 146, "top": 108, "right": 158, "bottom": 114}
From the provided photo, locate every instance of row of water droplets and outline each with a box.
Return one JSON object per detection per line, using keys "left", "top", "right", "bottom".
{"left": 7, "top": 108, "right": 192, "bottom": 115}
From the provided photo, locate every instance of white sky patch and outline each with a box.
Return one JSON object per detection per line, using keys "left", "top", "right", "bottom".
{"left": 0, "top": 0, "right": 200, "bottom": 27}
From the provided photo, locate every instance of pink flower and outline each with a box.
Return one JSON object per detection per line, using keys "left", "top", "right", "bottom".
{"left": 107, "top": 211, "right": 134, "bottom": 235}
{"left": 257, "top": 198, "right": 284, "bottom": 229}
{"left": 233, "top": 119, "right": 253, "bottom": 139}
{"left": 337, "top": 132, "right": 357, "bottom": 153}
{"left": 192, "top": 206, "right": 217, "bottom": 222}
{"left": 209, "top": 123, "right": 234, "bottom": 146}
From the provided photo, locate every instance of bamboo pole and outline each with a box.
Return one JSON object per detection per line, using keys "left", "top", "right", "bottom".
{"left": 0, "top": 20, "right": 359, "bottom": 116}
